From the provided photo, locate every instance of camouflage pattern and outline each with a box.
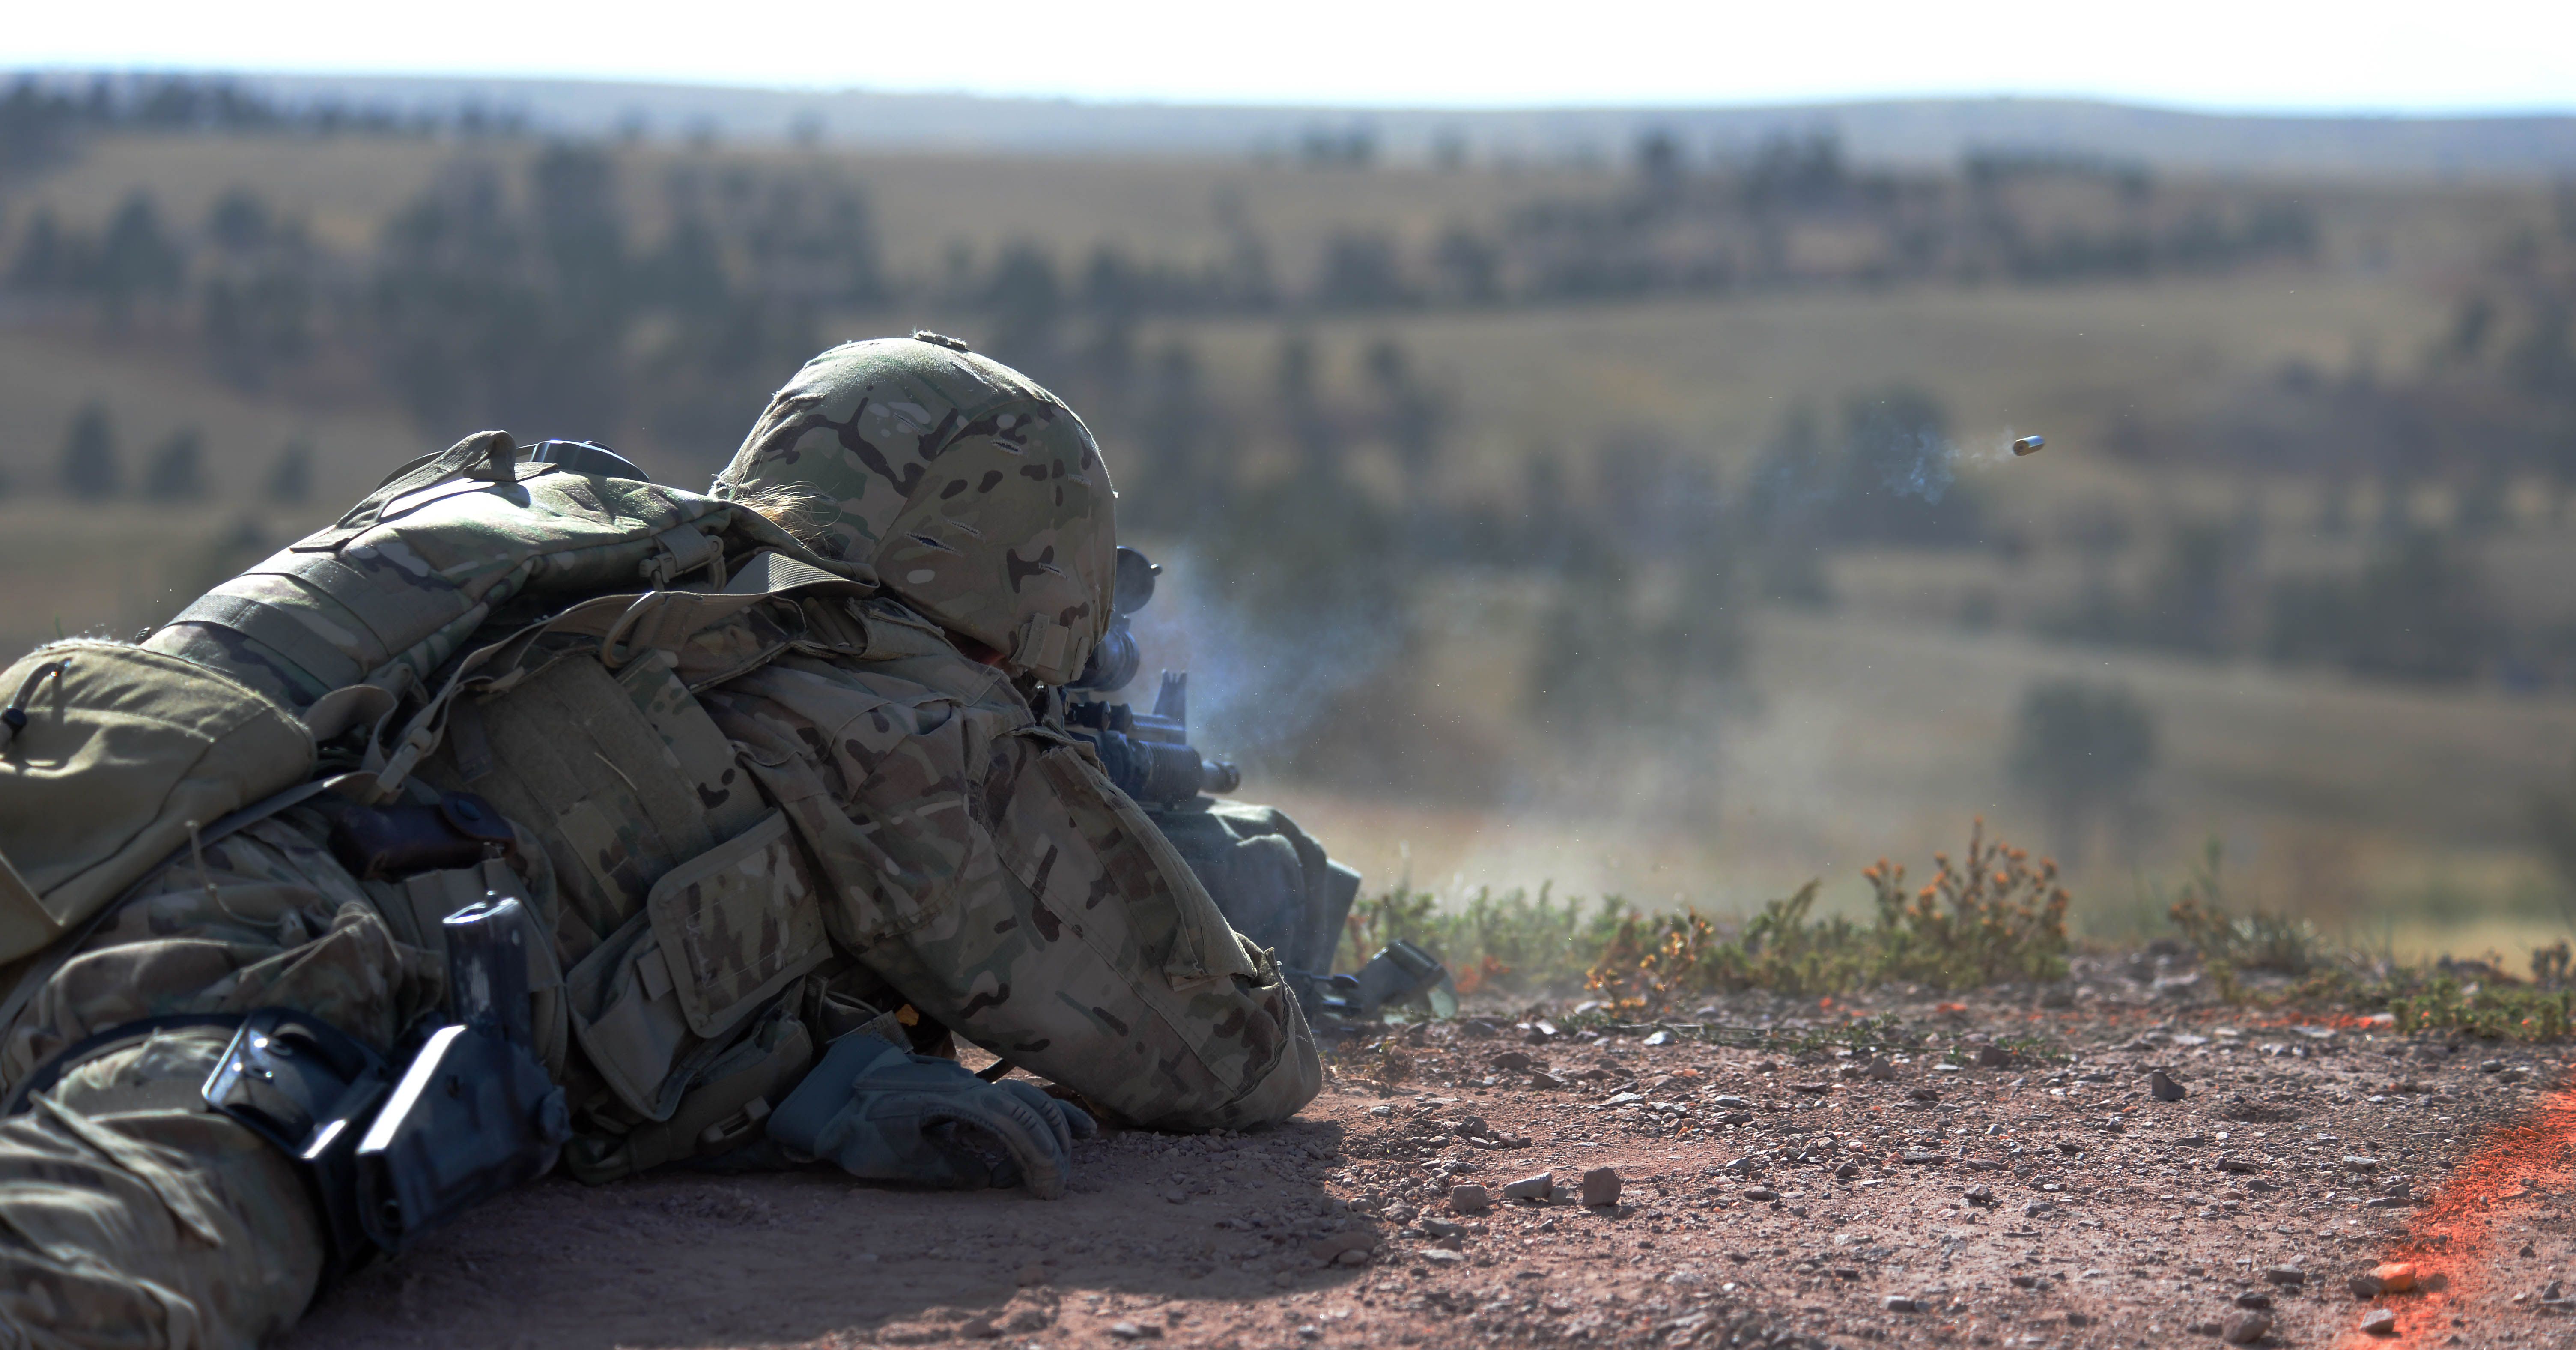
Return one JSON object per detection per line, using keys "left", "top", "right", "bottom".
{"left": 0, "top": 812, "right": 440, "bottom": 1349}
{"left": 699, "top": 599, "right": 1321, "bottom": 1131}
{"left": 144, "top": 438, "right": 829, "bottom": 711}
{"left": 712, "top": 337, "right": 1119, "bottom": 687}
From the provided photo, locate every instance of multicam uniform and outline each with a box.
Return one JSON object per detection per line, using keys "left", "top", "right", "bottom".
{"left": 0, "top": 336, "right": 1323, "bottom": 1349}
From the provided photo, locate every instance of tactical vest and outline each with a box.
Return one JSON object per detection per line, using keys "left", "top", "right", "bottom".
{"left": 0, "top": 433, "right": 889, "bottom": 1181}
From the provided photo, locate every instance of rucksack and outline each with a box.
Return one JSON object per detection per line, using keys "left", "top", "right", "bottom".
{"left": 0, "top": 430, "right": 872, "bottom": 967}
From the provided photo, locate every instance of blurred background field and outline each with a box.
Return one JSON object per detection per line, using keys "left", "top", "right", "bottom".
{"left": 6, "top": 75, "right": 2576, "bottom": 965}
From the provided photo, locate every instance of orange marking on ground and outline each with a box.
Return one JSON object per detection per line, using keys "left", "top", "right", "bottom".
{"left": 2334, "top": 1079, "right": 2576, "bottom": 1348}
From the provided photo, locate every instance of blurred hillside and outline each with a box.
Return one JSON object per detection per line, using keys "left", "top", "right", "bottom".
{"left": 6, "top": 75, "right": 2576, "bottom": 957}
{"left": 95, "top": 72, "right": 2576, "bottom": 177}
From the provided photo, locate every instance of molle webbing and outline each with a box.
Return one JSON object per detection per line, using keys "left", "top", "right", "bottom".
{"left": 143, "top": 432, "right": 848, "bottom": 711}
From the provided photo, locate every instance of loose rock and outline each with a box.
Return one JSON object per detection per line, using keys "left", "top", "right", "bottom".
{"left": 2221, "top": 1309, "right": 2273, "bottom": 1344}
{"left": 1580, "top": 1167, "right": 1622, "bottom": 1207}
{"left": 2263, "top": 1265, "right": 2307, "bottom": 1287}
{"left": 2150, "top": 1069, "right": 2188, "bottom": 1101}
{"left": 1449, "top": 1184, "right": 1491, "bottom": 1215}
{"left": 2370, "top": 1262, "right": 2415, "bottom": 1293}
{"left": 2359, "top": 1308, "right": 2398, "bottom": 1335}
{"left": 1502, "top": 1172, "right": 1554, "bottom": 1201}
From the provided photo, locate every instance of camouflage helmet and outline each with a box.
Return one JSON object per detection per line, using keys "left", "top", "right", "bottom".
{"left": 713, "top": 335, "right": 1117, "bottom": 685}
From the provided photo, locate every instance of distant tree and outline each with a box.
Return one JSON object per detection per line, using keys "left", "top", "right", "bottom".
{"left": 205, "top": 187, "right": 270, "bottom": 252}
{"left": 1829, "top": 386, "right": 1983, "bottom": 547}
{"left": 60, "top": 401, "right": 119, "bottom": 499}
{"left": 983, "top": 241, "right": 1062, "bottom": 379}
{"left": 2009, "top": 678, "right": 2158, "bottom": 866}
{"left": 265, "top": 438, "right": 313, "bottom": 505}
{"left": 2268, "top": 529, "right": 2498, "bottom": 684}
{"left": 142, "top": 428, "right": 207, "bottom": 502}
{"left": 1275, "top": 333, "right": 1338, "bottom": 475}
{"left": 1315, "top": 231, "right": 1410, "bottom": 309}
{"left": 94, "top": 191, "right": 184, "bottom": 322}
{"left": 8, "top": 207, "right": 75, "bottom": 289}
{"left": 1131, "top": 339, "right": 1219, "bottom": 530}
{"left": 1634, "top": 128, "right": 1684, "bottom": 190}
{"left": 1362, "top": 338, "right": 1445, "bottom": 506}
{"left": 1431, "top": 225, "right": 1501, "bottom": 304}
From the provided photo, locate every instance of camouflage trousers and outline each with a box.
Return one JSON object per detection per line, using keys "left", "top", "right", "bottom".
{"left": 0, "top": 813, "right": 435, "bottom": 1350}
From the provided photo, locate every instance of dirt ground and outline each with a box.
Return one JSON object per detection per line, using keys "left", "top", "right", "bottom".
{"left": 282, "top": 957, "right": 2576, "bottom": 1350}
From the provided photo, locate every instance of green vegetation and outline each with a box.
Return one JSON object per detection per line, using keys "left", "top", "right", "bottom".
{"left": 1335, "top": 820, "right": 2071, "bottom": 1012}
{"left": 1333, "top": 821, "right": 2576, "bottom": 1043}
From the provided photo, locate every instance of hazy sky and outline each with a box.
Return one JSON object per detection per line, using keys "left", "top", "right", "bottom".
{"left": 11, "top": 0, "right": 2575, "bottom": 112}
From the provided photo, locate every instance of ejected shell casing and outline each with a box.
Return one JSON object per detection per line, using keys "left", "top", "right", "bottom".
{"left": 2012, "top": 435, "right": 2046, "bottom": 457}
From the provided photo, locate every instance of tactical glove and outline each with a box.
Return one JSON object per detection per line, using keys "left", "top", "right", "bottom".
{"left": 766, "top": 1032, "right": 1097, "bottom": 1198}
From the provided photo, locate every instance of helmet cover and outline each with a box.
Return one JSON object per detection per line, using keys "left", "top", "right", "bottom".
{"left": 714, "top": 336, "right": 1117, "bottom": 685}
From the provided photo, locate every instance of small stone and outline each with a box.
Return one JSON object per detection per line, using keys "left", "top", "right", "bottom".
{"left": 1744, "top": 1188, "right": 1781, "bottom": 1202}
{"left": 2187, "top": 1321, "right": 2223, "bottom": 1335}
{"left": 1107, "top": 1322, "right": 1146, "bottom": 1341}
{"left": 2363, "top": 1196, "right": 2409, "bottom": 1209}
{"left": 1644, "top": 1030, "right": 1673, "bottom": 1046}
{"left": 1309, "top": 1230, "right": 1379, "bottom": 1261}
{"left": 1975, "top": 1044, "right": 2012, "bottom": 1067}
{"left": 2234, "top": 1292, "right": 2273, "bottom": 1310}
{"left": 1491, "top": 1051, "right": 1533, "bottom": 1072}
{"left": 2150, "top": 1069, "right": 2188, "bottom": 1101}
{"left": 1421, "top": 1249, "right": 1467, "bottom": 1265}
{"left": 1421, "top": 1218, "right": 1466, "bottom": 1238}
{"left": 2371, "top": 1263, "right": 2415, "bottom": 1293}
{"left": 2064, "top": 1311, "right": 2091, "bottom": 1327}
{"left": 1863, "top": 1058, "right": 1897, "bottom": 1081}
{"left": 2217, "top": 1156, "right": 2260, "bottom": 1174}
{"left": 1333, "top": 1248, "right": 1369, "bottom": 1266}
{"left": 1581, "top": 1167, "right": 1622, "bottom": 1207}
{"left": 1162, "top": 1187, "right": 1188, "bottom": 1204}
{"left": 1449, "top": 1184, "right": 1490, "bottom": 1215}
{"left": 2263, "top": 1265, "right": 2307, "bottom": 1287}
{"left": 2360, "top": 1308, "right": 2398, "bottom": 1335}
{"left": 2481, "top": 1060, "right": 2504, "bottom": 1073}
{"left": 1964, "top": 1186, "right": 1996, "bottom": 1207}
{"left": 2343, "top": 1156, "right": 2381, "bottom": 1171}
{"left": 1502, "top": 1172, "right": 1555, "bottom": 1202}
{"left": 1834, "top": 1161, "right": 1862, "bottom": 1179}
{"left": 2349, "top": 1272, "right": 2387, "bottom": 1298}
{"left": 1530, "top": 1070, "right": 1567, "bottom": 1089}
{"left": 1884, "top": 1295, "right": 1922, "bottom": 1313}
{"left": 1712, "top": 1095, "right": 1753, "bottom": 1110}
{"left": 1791, "top": 1081, "right": 1830, "bottom": 1094}
{"left": 2222, "top": 1309, "right": 2274, "bottom": 1344}
{"left": 1908, "top": 1087, "right": 1942, "bottom": 1102}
